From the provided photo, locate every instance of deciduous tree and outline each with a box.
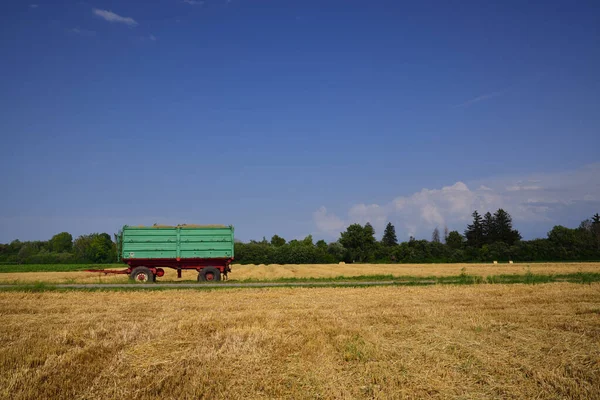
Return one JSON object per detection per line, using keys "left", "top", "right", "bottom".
{"left": 50, "top": 232, "right": 73, "bottom": 253}
{"left": 446, "top": 231, "right": 465, "bottom": 250}
{"left": 270, "top": 235, "right": 286, "bottom": 247}
{"left": 339, "top": 223, "right": 376, "bottom": 262}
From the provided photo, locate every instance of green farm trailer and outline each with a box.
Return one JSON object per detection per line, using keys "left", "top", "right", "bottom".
{"left": 87, "top": 224, "right": 234, "bottom": 282}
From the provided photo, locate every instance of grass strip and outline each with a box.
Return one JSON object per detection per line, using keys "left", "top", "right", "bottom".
{"left": 0, "top": 272, "right": 599, "bottom": 292}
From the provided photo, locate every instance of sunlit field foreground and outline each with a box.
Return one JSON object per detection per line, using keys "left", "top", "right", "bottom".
{"left": 1, "top": 284, "right": 599, "bottom": 399}
{"left": 0, "top": 262, "right": 599, "bottom": 284}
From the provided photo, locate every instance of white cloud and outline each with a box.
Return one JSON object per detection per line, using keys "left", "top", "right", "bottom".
{"left": 70, "top": 28, "right": 96, "bottom": 37}
{"left": 313, "top": 207, "right": 345, "bottom": 237}
{"left": 421, "top": 204, "right": 444, "bottom": 225}
{"left": 348, "top": 204, "right": 388, "bottom": 227}
{"left": 29, "top": 4, "right": 38, "bottom": 9}
{"left": 506, "top": 182, "right": 543, "bottom": 191}
{"left": 313, "top": 163, "right": 600, "bottom": 240}
{"left": 93, "top": 9, "right": 138, "bottom": 27}
{"left": 149, "top": 34, "right": 156, "bottom": 41}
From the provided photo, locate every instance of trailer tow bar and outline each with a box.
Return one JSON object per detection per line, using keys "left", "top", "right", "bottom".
{"left": 85, "top": 269, "right": 130, "bottom": 275}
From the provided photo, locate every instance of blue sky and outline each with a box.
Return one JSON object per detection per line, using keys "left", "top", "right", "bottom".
{"left": 1, "top": 0, "right": 599, "bottom": 243}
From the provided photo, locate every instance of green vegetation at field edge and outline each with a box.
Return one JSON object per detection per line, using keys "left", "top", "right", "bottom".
{"left": 0, "top": 264, "right": 123, "bottom": 273}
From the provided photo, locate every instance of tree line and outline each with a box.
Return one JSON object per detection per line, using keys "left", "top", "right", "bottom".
{"left": 234, "top": 210, "right": 600, "bottom": 264}
{"left": 1, "top": 211, "right": 599, "bottom": 264}
{"left": 0, "top": 233, "right": 116, "bottom": 264}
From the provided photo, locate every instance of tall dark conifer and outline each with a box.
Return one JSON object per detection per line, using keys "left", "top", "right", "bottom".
{"left": 465, "top": 211, "right": 484, "bottom": 247}
{"left": 382, "top": 222, "right": 398, "bottom": 246}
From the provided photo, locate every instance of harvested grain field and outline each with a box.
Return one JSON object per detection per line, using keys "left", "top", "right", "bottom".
{"left": 0, "top": 262, "right": 599, "bottom": 284}
{"left": 230, "top": 262, "right": 600, "bottom": 281}
{"left": 1, "top": 283, "right": 599, "bottom": 399}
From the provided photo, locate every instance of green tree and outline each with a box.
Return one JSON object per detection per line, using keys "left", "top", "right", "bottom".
{"left": 74, "top": 233, "right": 116, "bottom": 263}
{"left": 465, "top": 211, "right": 484, "bottom": 248}
{"left": 381, "top": 222, "right": 398, "bottom": 246}
{"left": 432, "top": 227, "right": 441, "bottom": 243}
{"left": 235, "top": 241, "right": 273, "bottom": 264}
{"left": 493, "top": 209, "right": 521, "bottom": 245}
{"left": 547, "top": 226, "right": 579, "bottom": 260}
{"left": 579, "top": 218, "right": 592, "bottom": 231}
{"left": 339, "top": 223, "right": 376, "bottom": 262}
{"left": 446, "top": 231, "right": 465, "bottom": 250}
{"left": 327, "top": 242, "right": 346, "bottom": 261}
{"left": 592, "top": 214, "right": 600, "bottom": 244}
{"left": 302, "top": 235, "right": 314, "bottom": 246}
{"left": 548, "top": 225, "right": 577, "bottom": 244}
{"left": 74, "top": 235, "right": 94, "bottom": 261}
{"left": 316, "top": 239, "right": 328, "bottom": 251}
{"left": 365, "top": 222, "right": 375, "bottom": 236}
{"left": 270, "top": 235, "right": 286, "bottom": 247}
{"left": 17, "top": 244, "right": 37, "bottom": 263}
{"left": 92, "top": 233, "right": 116, "bottom": 263}
{"left": 481, "top": 212, "right": 496, "bottom": 244}
{"left": 8, "top": 239, "right": 23, "bottom": 255}
{"left": 50, "top": 232, "right": 73, "bottom": 253}
{"left": 486, "top": 242, "right": 510, "bottom": 261}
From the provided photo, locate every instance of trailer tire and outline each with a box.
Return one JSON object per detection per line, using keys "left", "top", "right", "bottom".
{"left": 130, "top": 267, "right": 154, "bottom": 283}
{"left": 198, "top": 267, "right": 221, "bottom": 282}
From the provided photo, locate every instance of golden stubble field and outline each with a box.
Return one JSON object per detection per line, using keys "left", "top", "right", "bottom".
{"left": 1, "top": 262, "right": 599, "bottom": 284}
{"left": 1, "top": 283, "right": 599, "bottom": 399}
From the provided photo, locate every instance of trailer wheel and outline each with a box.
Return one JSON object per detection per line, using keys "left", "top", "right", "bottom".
{"left": 130, "top": 267, "right": 154, "bottom": 283}
{"left": 198, "top": 267, "right": 221, "bottom": 282}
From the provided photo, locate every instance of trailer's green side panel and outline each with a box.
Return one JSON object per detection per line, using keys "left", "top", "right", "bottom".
{"left": 121, "top": 225, "right": 234, "bottom": 260}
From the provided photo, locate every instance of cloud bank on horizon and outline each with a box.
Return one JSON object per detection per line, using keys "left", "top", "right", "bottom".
{"left": 313, "top": 163, "right": 600, "bottom": 240}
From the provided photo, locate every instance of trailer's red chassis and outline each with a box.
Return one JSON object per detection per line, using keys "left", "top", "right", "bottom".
{"left": 86, "top": 258, "right": 233, "bottom": 283}
{"left": 86, "top": 268, "right": 130, "bottom": 275}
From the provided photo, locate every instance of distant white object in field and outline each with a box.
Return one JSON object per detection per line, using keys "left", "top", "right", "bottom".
{"left": 509, "top": 260, "right": 514, "bottom": 264}
{"left": 339, "top": 262, "right": 346, "bottom": 265}
{"left": 493, "top": 261, "right": 498, "bottom": 264}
